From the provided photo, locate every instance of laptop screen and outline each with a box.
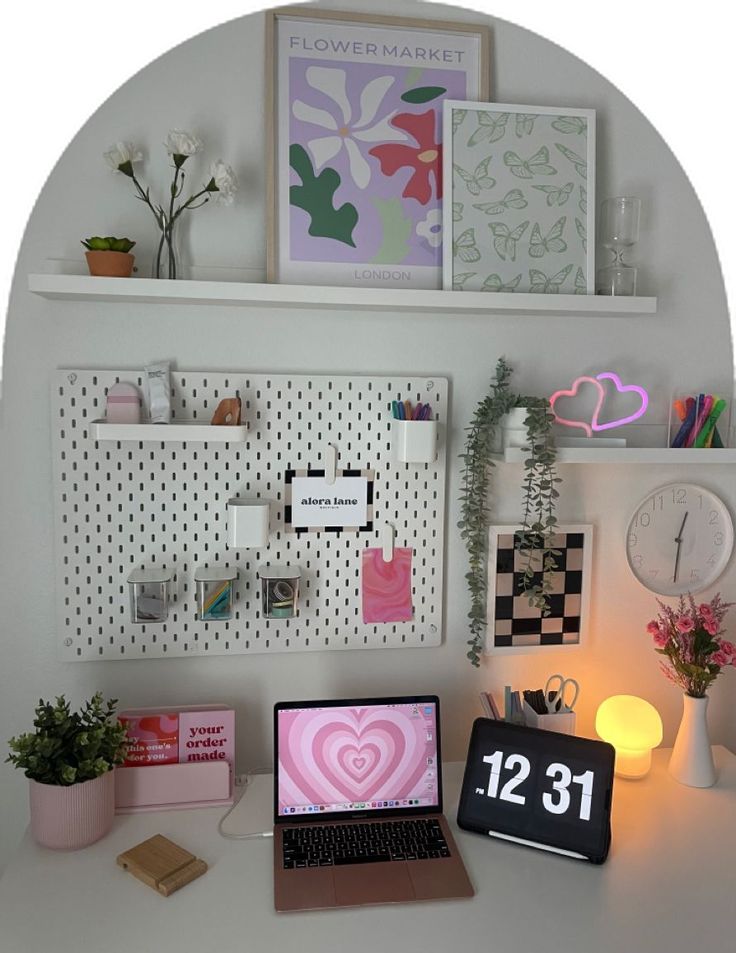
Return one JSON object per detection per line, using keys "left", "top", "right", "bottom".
{"left": 275, "top": 697, "right": 440, "bottom": 819}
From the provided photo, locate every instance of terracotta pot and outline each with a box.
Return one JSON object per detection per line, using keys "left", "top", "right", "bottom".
{"left": 85, "top": 250, "right": 135, "bottom": 278}
{"left": 29, "top": 771, "right": 116, "bottom": 849}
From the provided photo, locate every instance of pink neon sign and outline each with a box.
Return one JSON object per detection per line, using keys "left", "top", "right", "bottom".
{"left": 549, "top": 372, "right": 649, "bottom": 437}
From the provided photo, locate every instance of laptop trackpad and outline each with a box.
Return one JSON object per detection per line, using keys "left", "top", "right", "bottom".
{"left": 334, "top": 863, "right": 414, "bottom": 907}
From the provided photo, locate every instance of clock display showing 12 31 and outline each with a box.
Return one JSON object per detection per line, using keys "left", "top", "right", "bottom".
{"left": 457, "top": 719, "right": 615, "bottom": 864}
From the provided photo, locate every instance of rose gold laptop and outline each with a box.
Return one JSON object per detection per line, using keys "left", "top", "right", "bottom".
{"left": 273, "top": 695, "right": 474, "bottom": 912}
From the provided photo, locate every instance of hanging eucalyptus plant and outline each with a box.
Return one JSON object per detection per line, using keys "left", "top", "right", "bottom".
{"left": 459, "top": 359, "right": 561, "bottom": 667}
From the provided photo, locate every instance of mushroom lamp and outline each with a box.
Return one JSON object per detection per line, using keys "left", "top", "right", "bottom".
{"left": 595, "top": 695, "right": 663, "bottom": 779}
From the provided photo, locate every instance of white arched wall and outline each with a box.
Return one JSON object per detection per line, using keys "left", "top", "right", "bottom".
{"left": 0, "top": 0, "right": 733, "bottom": 871}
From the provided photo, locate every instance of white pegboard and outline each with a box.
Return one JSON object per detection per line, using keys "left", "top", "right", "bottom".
{"left": 51, "top": 370, "right": 447, "bottom": 661}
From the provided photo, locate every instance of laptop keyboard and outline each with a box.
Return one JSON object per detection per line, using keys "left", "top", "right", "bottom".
{"left": 281, "top": 818, "right": 451, "bottom": 868}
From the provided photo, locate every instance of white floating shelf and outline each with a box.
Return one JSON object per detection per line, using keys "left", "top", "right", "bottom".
{"left": 499, "top": 447, "right": 736, "bottom": 464}
{"left": 90, "top": 420, "right": 248, "bottom": 443}
{"left": 29, "top": 273, "right": 657, "bottom": 316}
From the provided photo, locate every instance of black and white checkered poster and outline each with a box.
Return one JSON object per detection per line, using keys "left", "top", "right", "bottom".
{"left": 486, "top": 525, "right": 593, "bottom": 653}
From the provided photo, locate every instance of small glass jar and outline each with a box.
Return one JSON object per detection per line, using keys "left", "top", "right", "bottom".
{"left": 195, "top": 567, "right": 238, "bottom": 621}
{"left": 127, "top": 568, "right": 172, "bottom": 624}
{"left": 259, "top": 566, "right": 301, "bottom": 619}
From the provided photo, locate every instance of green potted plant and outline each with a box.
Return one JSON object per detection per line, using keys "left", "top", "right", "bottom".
{"left": 82, "top": 236, "right": 136, "bottom": 277}
{"left": 6, "top": 693, "right": 127, "bottom": 849}
{"left": 459, "top": 359, "right": 561, "bottom": 667}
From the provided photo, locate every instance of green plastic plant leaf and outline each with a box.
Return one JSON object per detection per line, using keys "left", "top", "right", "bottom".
{"left": 6, "top": 693, "right": 127, "bottom": 786}
{"left": 401, "top": 86, "right": 447, "bottom": 104}
{"left": 289, "top": 144, "right": 358, "bottom": 247}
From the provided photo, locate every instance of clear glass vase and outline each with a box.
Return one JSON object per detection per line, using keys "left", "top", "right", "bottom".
{"left": 153, "top": 213, "right": 179, "bottom": 279}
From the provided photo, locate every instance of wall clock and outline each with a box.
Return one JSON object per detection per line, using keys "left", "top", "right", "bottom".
{"left": 625, "top": 482, "right": 734, "bottom": 596}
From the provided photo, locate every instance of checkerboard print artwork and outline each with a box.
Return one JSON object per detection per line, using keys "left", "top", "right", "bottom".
{"left": 488, "top": 527, "right": 592, "bottom": 651}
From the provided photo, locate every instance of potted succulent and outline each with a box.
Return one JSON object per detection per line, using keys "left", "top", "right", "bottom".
{"left": 459, "top": 358, "right": 561, "bottom": 667}
{"left": 6, "top": 693, "right": 127, "bottom": 849}
{"left": 82, "top": 236, "right": 136, "bottom": 277}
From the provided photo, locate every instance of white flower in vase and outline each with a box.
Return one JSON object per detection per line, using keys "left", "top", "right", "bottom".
{"left": 163, "top": 130, "right": 204, "bottom": 167}
{"left": 103, "top": 141, "right": 143, "bottom": 176}
{"left": 206, "top": 160, "right": 239, "bottom": 206}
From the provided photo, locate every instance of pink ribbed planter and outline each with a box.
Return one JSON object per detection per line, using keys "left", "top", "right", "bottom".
{"left": 29, "top": 771, "right": 115, "bottom": 849}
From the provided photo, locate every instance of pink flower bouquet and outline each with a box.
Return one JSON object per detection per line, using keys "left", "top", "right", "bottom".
{"left": 647, "top": 594, "right": 735, "bottom": 697}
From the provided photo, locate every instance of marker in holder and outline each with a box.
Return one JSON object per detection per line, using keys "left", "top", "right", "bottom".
{"left": 258, "top": 565, "right": 301, "bottom": 619}
{"left": 391, "top": 399, "right": 438, "bottom": 463}
{"left": 127, "top": 568, "right": 172, "bottom": 624}
{"left": 195, "top": 567, "right": 237, "bottom": 621}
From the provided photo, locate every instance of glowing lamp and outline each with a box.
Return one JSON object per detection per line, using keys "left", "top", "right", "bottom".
{"left": 595, "top": 695, "right": 662, "bottom": 779}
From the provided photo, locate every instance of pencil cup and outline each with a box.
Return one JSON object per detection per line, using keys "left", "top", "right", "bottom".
{"left": 127, "top": 568, "right": 172, "bottom": 624}
{"left": 668, "top": 390, "right": 731, "bottom": 449}
{"left": 195, "top": 567, "right": 237, "bottom": 621}
{"left": 392, "top": 419, "right": 438, "bottom": 464}
{"left": 523, "top": 702, "right": 576, "bottom": 736}
{"left": 227, "top": 499, "right": 270, "bottom": 548}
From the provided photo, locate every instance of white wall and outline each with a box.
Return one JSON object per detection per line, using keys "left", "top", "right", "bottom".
{"left": 1, "top": 0, "right": 733, "bottom": 873}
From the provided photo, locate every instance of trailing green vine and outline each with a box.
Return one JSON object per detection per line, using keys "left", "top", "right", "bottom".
{"left": 459, "top": 360, "right": 561, "bottom": 667}
{"left": 516, "top": 399, "right": 562, "bottom": 612}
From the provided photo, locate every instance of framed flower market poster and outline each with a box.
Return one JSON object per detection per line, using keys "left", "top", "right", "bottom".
{"left": 266, "top": 7, "right": 490, "bottom": 288}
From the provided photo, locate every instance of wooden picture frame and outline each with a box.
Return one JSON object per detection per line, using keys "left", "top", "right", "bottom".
{"left": 486, "top": 524, "right": 593, "bottom": 654}
{"left": 265, "top": 6, "right": 491, "bottom": 288}
{"left": 442, "top": 101, "right": 595, "bottom": 294}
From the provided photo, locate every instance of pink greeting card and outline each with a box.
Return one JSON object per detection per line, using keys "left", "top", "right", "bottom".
{"left": 361, "top": 547, "right": 413, "bottom": 624}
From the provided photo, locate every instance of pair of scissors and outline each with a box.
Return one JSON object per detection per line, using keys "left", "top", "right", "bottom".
{"left": 544, "top": 674, "right": 579, "bottom": 713}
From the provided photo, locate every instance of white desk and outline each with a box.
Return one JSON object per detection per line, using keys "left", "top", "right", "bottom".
{"left": 1, "top": 748, "right": 734, "bottom": 953}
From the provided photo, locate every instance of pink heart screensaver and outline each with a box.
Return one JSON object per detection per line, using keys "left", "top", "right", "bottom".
{"left": 277, "top": 704, "right": 438, "bottom": 814}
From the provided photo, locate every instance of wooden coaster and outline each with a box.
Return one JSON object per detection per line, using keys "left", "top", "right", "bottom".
{"left": 117, "top": 834, "right": 208, "bottom": 896}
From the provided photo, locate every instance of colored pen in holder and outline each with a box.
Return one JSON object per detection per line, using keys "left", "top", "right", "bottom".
{"left": 391, "top": 399, "right": 437, "bottom": 464}
{"left": 669, "top": 391, "right": 730, "bottom": 449}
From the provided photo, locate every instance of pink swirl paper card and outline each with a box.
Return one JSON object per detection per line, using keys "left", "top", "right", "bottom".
{"left": 362, "top": 547, "right": 413, "bottom": 623}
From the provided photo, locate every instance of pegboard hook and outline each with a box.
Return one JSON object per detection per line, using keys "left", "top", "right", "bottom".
{"left": 324, "top": 443, "right": 337, "bottom": 485}
{"left": 381, "top": 522, "right": 395, "bottom": 563}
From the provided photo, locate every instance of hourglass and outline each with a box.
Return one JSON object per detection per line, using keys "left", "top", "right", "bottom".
{"left": 596, "top": 196, "right": 641, "bottom": 295}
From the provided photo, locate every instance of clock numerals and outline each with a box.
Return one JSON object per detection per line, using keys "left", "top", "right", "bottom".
{"left": 481, "top": 750, "right": 594, "bottom": 821}
{"left": 709, "top": 510, "right": 719, "bottom": 525}
{"left": 483, "top": 752, "right": 529, "bottom": 805}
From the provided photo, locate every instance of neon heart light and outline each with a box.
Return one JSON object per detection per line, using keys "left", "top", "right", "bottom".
{"left": 550, "top": 372, "right": 649, "bottom": 437}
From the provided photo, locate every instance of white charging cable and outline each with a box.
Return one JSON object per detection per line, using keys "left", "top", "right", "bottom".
{"left": 217, "top": 771, "right": 274, "bottom": 840}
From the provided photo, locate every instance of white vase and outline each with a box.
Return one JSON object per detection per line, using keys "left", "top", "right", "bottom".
{"left": 668, "top": 694, "right": 716, "bottom": 788}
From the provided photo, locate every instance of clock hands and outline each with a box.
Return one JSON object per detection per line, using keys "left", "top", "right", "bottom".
{"left": 672, "top": 511, "right": 689, "bottom": 583}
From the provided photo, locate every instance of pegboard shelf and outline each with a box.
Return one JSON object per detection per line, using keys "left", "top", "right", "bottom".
{"left": 53, "top": 370, "right": 447, "bottom": 661}
{"left": 498, "top": 447, "right": 736, "bottom": 464}
{"left": 29, "top": 273, "right": 657, "bottom": 316}
{"left": 90, "top": 420, "right": 248, "bottom": 443}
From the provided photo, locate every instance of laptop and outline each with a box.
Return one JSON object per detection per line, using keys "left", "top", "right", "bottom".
{"left": 273, "top": 694, "right": 474, "bottom": 912}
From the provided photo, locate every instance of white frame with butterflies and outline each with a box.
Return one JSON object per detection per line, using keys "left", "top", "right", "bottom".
{"left": 442, "top": 101, "right": 595, "bottom": 295}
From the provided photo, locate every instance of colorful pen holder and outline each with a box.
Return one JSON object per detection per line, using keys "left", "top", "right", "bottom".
{"left": 392, "top": 419, "right": 438, "bottom": 464}
{"left": 668, "top": 391, "right": 731, "bottom": 449}
{"left": 195, "top": 567, "right": 237, "bottom": 621}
